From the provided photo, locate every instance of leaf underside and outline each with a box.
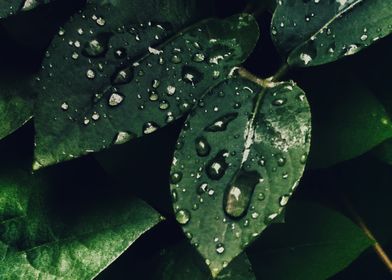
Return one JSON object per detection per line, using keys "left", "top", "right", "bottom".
{"left": 170, "top": 77, "right": 311, "bottom": 276}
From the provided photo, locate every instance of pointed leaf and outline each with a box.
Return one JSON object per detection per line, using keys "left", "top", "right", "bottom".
{"left": 34, "top": 7, "right": 259, "bottom": 169}
{"left": 272, "top": 0, "right": 392, "bottom": 67}
{"left": 0, "top": 168, "right": 161, "bottom": 279}
{"left": 246, "top": 202, "right": 373, "bottom": 280}
{"left": 170, "top": 77, "right": 311, "bottom": 276}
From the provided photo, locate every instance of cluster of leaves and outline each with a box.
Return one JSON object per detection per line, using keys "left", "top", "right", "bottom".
{"left": 0, "top": 0, "right": 391, "bottom": 279}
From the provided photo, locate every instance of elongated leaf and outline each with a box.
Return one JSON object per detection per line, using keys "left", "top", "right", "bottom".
{"left": 246, "top": 202, "right": 373, "bottom": 280}
{"left": 0, "top": 75, "right": 34, "bottom": 140}
{"left": 151, "top": 241, "right": 256, "bottom": 280}
{"left": 170, "top": 77, "right": 311, "bottom": 276}
{"left": 34, "top": 6, "right": 259, "bottom": 169}
{"left": 308, "top": 74, "right": 392, "bottom": 168}
{"left": 272, "top": 0, "right": 392, "bottom": 67}
{"left": 0, "top": 168, "right": 161, "bottom": 279}
{"left": 0, "top": 0, "right": 51, "bottom": 19}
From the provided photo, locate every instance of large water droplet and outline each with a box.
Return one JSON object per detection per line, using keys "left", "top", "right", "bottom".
{"left": 205, "top": 113, "right": 238, "bottom": 132}
{"left": 206, "top": 150, "right": 229, "bottom": 180}
{"left": 113, "top": 131, "right": 135, "bottom": 145}
{"left": 223, "top": 170, "right": 261, "bottom": 219}
{"left": 176, "top": 209, "right": 191, "bottom": 225}
{"left": 195, "top": 136, "right": 211, "bottom": 157}
{"left": 82, "top": 36, "right": 109, "bottom": 58}
{"left": 108, "top": 92, "right": 125, "bottom": 107}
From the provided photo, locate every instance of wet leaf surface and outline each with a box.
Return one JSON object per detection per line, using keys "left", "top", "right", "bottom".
{"left": 34, "top": 4, "right": 259, "bottom": 168}
{"left": 272, "top": 0, "right": 392, "bottom": 67}
{"left": 170, "top": 77, "right": 311, "bottom": 276}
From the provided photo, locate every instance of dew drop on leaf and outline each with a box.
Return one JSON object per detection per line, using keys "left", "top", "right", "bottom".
{"left": 176, "top": 209, "right": 191, "bottom": 225}
{"left": 195, "top": 136, "right": 211, "bottom": 157}
{"left": 206, "top": 150, "right": 229, "bottom": 180}
{"left": 204, "top": 113, "right": 238, "bottom": 132}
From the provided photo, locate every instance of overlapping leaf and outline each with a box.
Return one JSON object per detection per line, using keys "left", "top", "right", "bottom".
{"left": 246, "top": 202, "right": 373, "bottom": 280}
{"left": 34, "top": 3, "right": 259, "bottom": 168}
{"left": 170, "top": 77, "right": 311, "bottom": 276}
{"left": 0, "top": 168, "right": 161, "bottom": 280}
{"left": 272, "top": 0, "right": 392, "bottom": 67}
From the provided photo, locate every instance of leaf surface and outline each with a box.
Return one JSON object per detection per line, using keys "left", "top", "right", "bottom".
{"left": 246, "top": 202, "right": 373, "bottom": 280}
{"left": 34, "top": 6, "right": 259, "bottom": 168}
{"left": 272, "top": 0, "right": 392, "bottom": 67}
{"left": 0, "top": 168, "right": 161, "bottom": 280}
{"left": 170, "top": 77, "right": 311, "bottom": 276}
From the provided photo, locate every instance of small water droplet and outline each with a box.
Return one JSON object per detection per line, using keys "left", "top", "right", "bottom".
{"left": 112, "top": 67, "right": 134, "bottom": 85}
{"left": 170, "top": 172, "right": 183, "bottom": 184}
{"left": 206, "top": 150, "right": 229, "bottom": 180}
{"left": 143, "top": 122, "right": 159, "bottom": 134}
{"left": 279, "top": 195, "right": 290, "bottom": 206}
{"left": 176, "top": 209, "right": 191, "bottom": 225}
{"left": 113, "top": 131, "right": 135, "bottom": 145}
{"left": 195, "top": 136, "right": 211, "bottom": 157}
{"left": 108, "top": 92, "right": 125, "bottom": 107}
{"left": 182, "top": 66, "right": 203, "bottom": 84}
{"left": 216, "top": 243, "right": 225, "bottom": 254}
{"left": 205, "top": 113, "right": 238, "bottom": 132}
{"left": 86, "top": 69, "right": 96, "bottom": 79}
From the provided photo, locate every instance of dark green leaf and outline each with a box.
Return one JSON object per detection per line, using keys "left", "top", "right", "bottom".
{"left": 272, "top": 0, "right": 392, "bottom": 67}
{"left": 34, "top": 6, "right": 259, "bottom": 169}
{"left": 0, "top": 0, "right": 51, "bottom": 19}
{"left": 0, "top": 168, "right": 161, "bottom": 279}
{"left": 308, "top": 75, "right": 392, "bottom": 168}
{"left": 246, "top": 202, "right": 373, "bottom": 280}
{"left": 0, "top": 75, "right": 34, "bottom": 140}
{"left": 170, "top": 77, "right": 311, "bottom": 276}
{"left": 151, "top": 241, "right": 256, "bottom": 280}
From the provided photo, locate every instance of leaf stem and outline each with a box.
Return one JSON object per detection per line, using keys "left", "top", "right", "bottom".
{"left": 342, "top": 195, "right": 392, "bottom": 274}
{"left": 271, "top": 62, "right": 290, "bottom": 82}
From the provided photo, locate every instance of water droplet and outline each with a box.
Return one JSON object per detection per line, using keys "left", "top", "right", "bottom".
{"left": 182, "top": 66, "right": 203, "bottom": 84}
{"left": 279, "top": 195, "right": 290, "bottom": 206}
{"left": 86, "top": 69, "right": 96, "bottom": 79}
{"left": 108, "top": 92, "right": 125, "bottom": 107}
{"left": 113, "top": 131, "right": 135, "bottom": 145}
{"left": 166, "top": 85, "right": 176, "bottom": 95}
{"left": 171, "top": 55, "right": 182, "bottom": 64}
{"left": 143, "top": 122, "right": 159, "bottom": 134}
{"left": 82, "top": 36, "right": 109, "bottom": 58}
{"left": 272, "top": 98, "right": 287, "bottom": 106}
{"left": 216, "top": 243, "right": 225, "bottom": 254}
{"left": 61, "top": 102, "right": 69, "bottom": 111}
{"left": 112, "top": 67, "right": 134, "bottom": 85}
{"left": 277, "top": 156, "right": 286, "bottom": 166}
{"left": 205, "top": 113, "right": 238, "bottom": 132}
{"left": 206, "top": 150, "right": 229, "bottom": 180}
{"left": 192, "top": 53, "right": 205, "bottom": 62}
{"left": 223, "top": 170, "right": 261, "bottom": 219}
{"left": 171, "top": 190, "right": 178, "bottom": 202}
{"left": 176, "top": 209, "right": 191, "bottom": 225}
{"left": 197, "top": 183, "right": 209, "bottom": 195}
{"left": 170, "top": 172, "right": 183, "bottom": 184}
{"left": 195, "top": 136, "right": 211, "bottom": 157}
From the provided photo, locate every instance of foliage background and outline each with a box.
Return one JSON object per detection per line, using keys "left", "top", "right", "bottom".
{"left": 0, "top": 0, "right": 391, "bottom": 279}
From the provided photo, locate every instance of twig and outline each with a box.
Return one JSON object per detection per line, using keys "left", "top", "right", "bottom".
{"left": 342, "top": 195, "right": 392, "bottom": 274}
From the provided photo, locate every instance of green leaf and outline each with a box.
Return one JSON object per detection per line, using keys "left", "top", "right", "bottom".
{"left": 272, "top": 0, "right": 392, "bottom": 67}
{"left": 170, "top": 77, "right": 311, "bottom": 277}
{"left": 0, "top": 167, "right": 161, "bottom": 279}
{"left": 246, "top": 202, "right": 373, "bottom": 280}
{"left": 0, "top": 75, "right": 34, "bottom": 140}
{"left": 151, "top": 241, "right": 256, "bottom": 280}
{"left": 33, "top": 5, "right": 259, "bottom": 169}
{"left": 0, "top": 0, "right": 51, "bottom": 19}
{"left": 308, "top": 74, "right": 392, "bottom": 168}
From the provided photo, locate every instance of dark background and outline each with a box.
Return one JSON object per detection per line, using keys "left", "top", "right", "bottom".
{"left": 0, "top": 0, "right": 390, "bottom": 279}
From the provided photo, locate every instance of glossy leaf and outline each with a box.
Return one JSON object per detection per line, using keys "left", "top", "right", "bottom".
{"left": 0, "top": 75, "right": 34, "bottom": 140}
{"left": 170, "top": 77, "right": 311, "bottom": 276}
{"left": 0, "top": 0, "right": 51, "bottom": 19}
{"left": 246, "top": 202, "right": 373, "bottom": 280}
{"left": 272, "top": 0, "right": 392, "bottom": 67}
{"left": 34, "top": 7, "right": 259, "bottom": 169}
{"left": 308, "top": 75, "right": 392, "bottom": 168}
{"left": 0, "top": 167, "right": 161, "bottom": 280}
{"left": 151, "top": 241, "right": 256, "bottom": 280}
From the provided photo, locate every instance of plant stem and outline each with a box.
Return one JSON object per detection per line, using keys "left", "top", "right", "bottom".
{"left": 237, "top": 67, "right": 265, "bottom": 87}
{"left": 342, "top": 195, "right": 392, "bottom": 274}
{"left": 271, "top": 62, "right": 290, "bottom": 82}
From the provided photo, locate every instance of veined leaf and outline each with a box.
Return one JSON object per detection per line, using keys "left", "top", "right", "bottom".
{"left": 272, "top": 0, "right": 392, "bottom": 67}
{"left": 34, "top": 6, "right": 259, "bottom": 169}
{"left": 170, "top": 77, "right": 311, "bottom": 277}
{"left": 0, "top": 168, "right": 161, "bottom": 280}
{"left": 246, "top": 202, "right": 373, "bottom": 280}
